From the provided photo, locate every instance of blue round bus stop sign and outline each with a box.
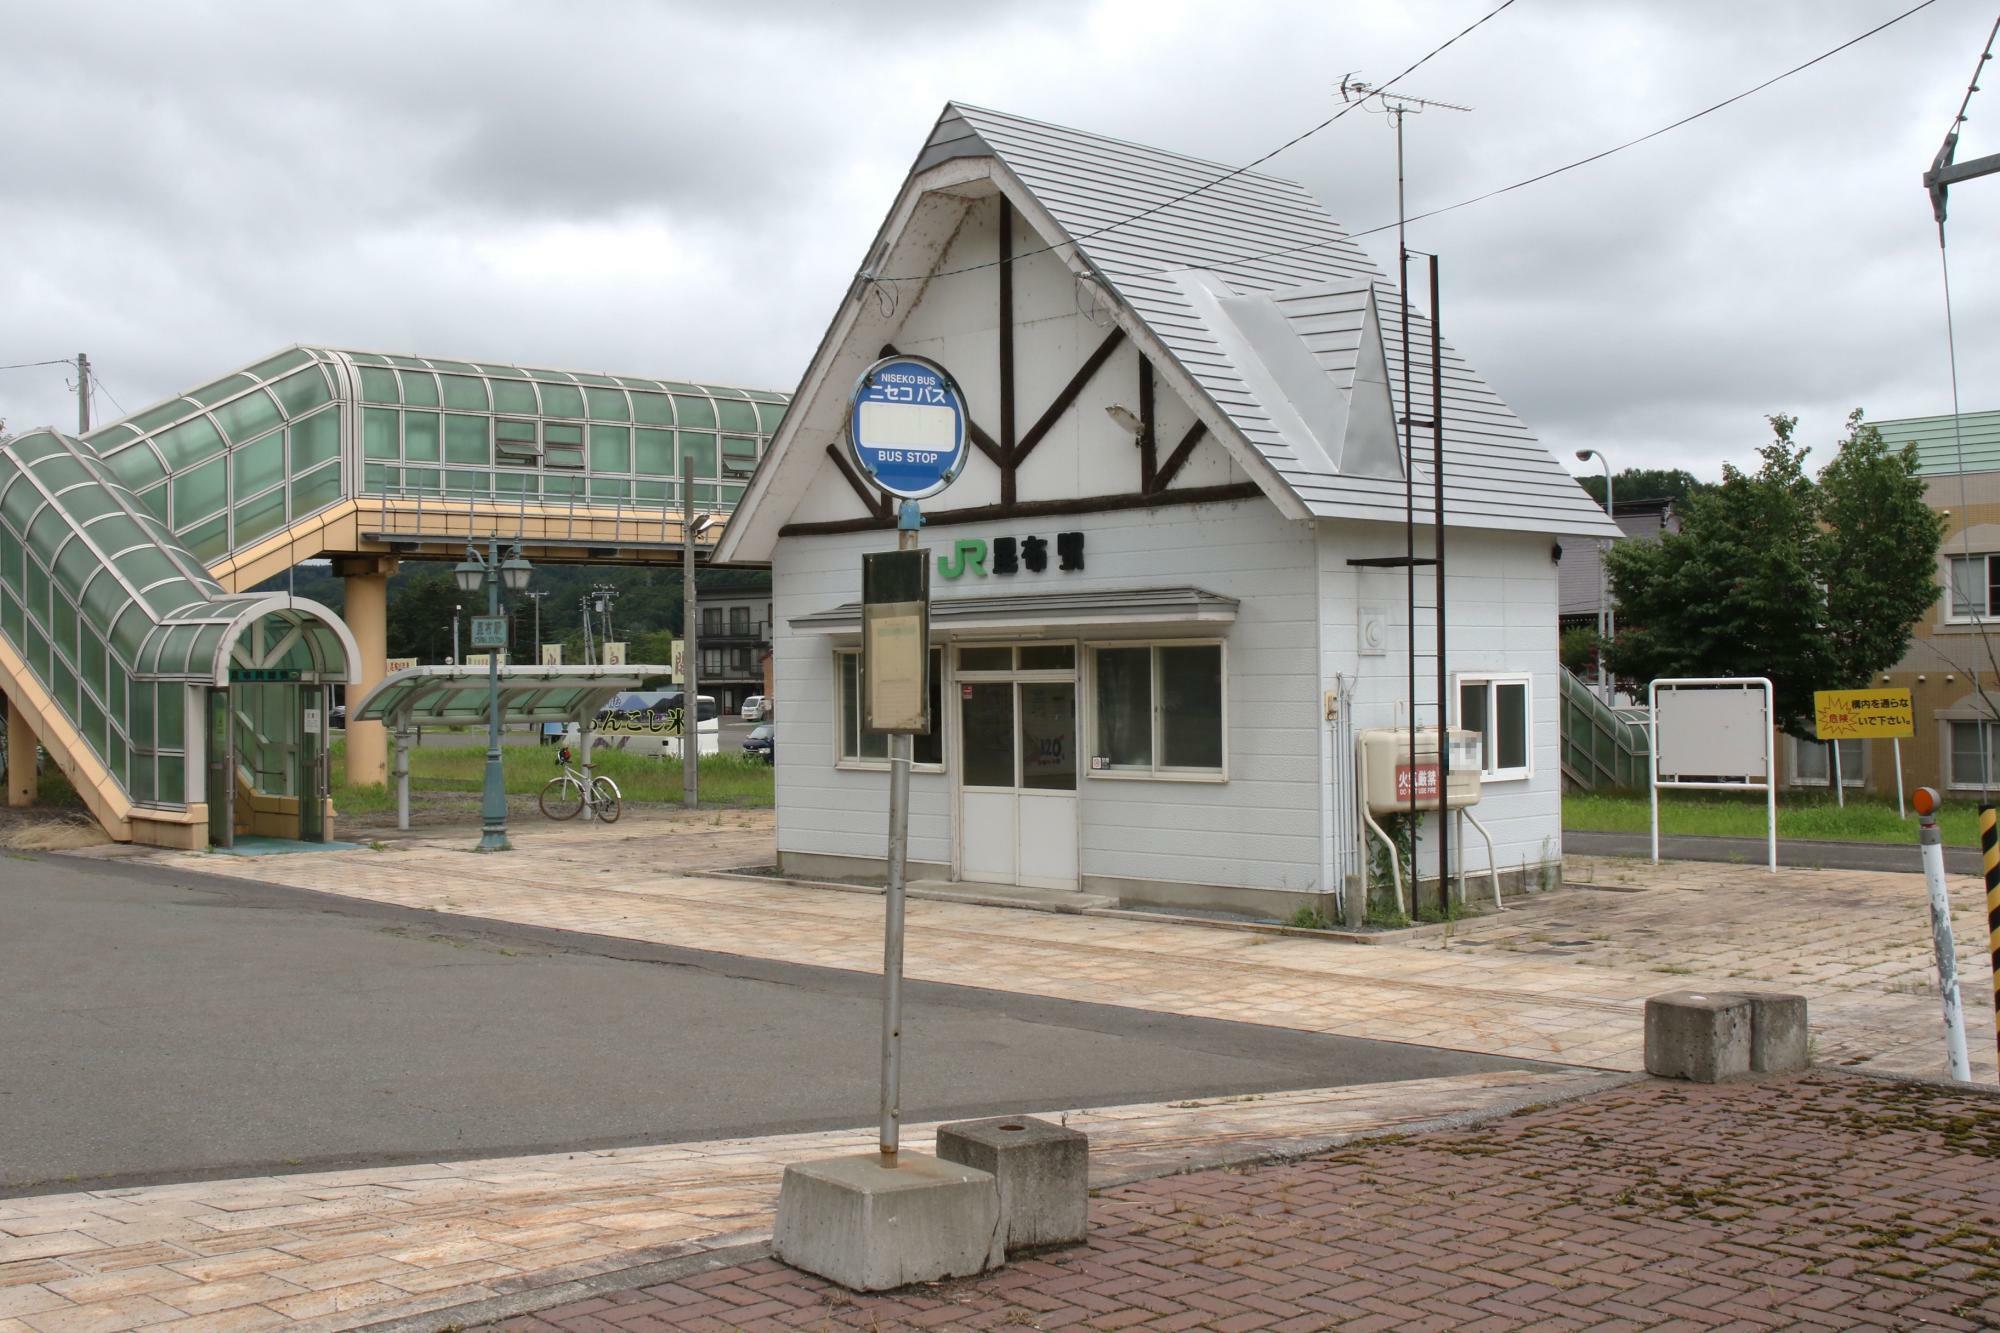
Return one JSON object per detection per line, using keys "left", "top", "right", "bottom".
{"left": 847, "top": 355, "right": 969, "bottom": 500}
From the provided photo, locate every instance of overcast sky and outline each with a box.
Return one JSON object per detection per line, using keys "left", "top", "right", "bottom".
{"left": 2, "top": 0, "right": 1995, "bottom": 484}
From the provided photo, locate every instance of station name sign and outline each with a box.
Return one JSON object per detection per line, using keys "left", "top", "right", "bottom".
{"left": 938, "top": 532, "right": 1085, "bottom": 580}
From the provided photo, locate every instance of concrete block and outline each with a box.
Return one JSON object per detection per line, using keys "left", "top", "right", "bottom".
{"left": 1644, "top": 991, "right": 1752, "bottom": 1083}
{"left": 1747, "top": 992, "right": 1810, "bottom": 1072}
{"left": 772, "top": 1152, "right": 1004, "bottom": 1291}
{"left": 936, "top": 1116, "right": 1089, "bottom": 1253}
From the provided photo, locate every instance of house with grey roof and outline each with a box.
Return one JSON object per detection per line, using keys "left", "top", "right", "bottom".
{"left": 715, "top": 104, "right": 1619, "bottom": 917}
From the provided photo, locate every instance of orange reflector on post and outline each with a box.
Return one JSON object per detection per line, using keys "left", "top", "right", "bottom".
{"left": 1915, "top": 786, "right": 1941, "bottom": 817}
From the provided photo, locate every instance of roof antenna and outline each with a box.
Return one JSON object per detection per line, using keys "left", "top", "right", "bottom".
{"left": 1341, "top": 74, "right": 1469, "bottom": 915}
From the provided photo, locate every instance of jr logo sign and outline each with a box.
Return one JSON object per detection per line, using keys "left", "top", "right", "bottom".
{"left": 936, "top": 532, "right": 1086, "bottom": 580}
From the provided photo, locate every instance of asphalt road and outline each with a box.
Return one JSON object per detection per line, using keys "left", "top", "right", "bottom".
{"left": 0, "top": 854, "right": 1544, "bottom": 1196}
{"left": 1565, "top": 829, "right": 1974, "bottom": 876}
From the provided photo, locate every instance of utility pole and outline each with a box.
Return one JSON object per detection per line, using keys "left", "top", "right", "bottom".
{"left": 593, "top": 583, "right": 619, "bottom": 649}
{"left": 579, "top": 593, "right": 596, "bottom": 665}
{"left": 75, "top": 353, "right": 91, "bottom": 434}
{"left": 524, "top": 590, "right": 546, "bottom": 663}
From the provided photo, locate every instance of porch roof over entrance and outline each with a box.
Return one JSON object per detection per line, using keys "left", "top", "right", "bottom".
{"left": 351, "top": 665, "right": 669, "bottom": 730}
{"left": 789, "top": 585, "right": 1237, "bottom": 636}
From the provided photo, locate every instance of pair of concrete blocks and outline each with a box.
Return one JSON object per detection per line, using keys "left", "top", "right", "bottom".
{"left": 1644, "top": 990, "right": 1809, "bottom": 1082}
{"left": 772, "top": 1116, "right": 1088, "bottom": 1292}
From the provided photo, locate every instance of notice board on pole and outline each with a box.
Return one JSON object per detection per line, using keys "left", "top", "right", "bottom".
{"left": 1648, "top": 677, "right": 1777, "bottom": 872}
{"left": 862, "top": 548, "right": 930, "bottom": 734}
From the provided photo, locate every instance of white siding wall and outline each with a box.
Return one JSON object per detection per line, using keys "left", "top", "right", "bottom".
{"left": 1316, "top": 520, "right": 1563, "bottom": 884}
{"left": 770, "top": 496, "right": 1323, "bottom": 892}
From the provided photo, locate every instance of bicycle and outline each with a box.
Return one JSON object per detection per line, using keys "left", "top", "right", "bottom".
{"left": 538, "top": 746, "right": 622, "bottom": 823}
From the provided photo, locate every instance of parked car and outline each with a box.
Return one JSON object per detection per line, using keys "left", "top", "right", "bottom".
{"left": 329, "top": 704, "right": 347, "bottom": 730}
{"left": 742, "top": 723, "right": 774, "bottom": 764}
{"left": 741, "top": 695, "right": 767, "bottom": 721}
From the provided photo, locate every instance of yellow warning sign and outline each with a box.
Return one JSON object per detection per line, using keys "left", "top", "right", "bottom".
{"left": 1814, "top": 688, "right": 1914, "bottom": 740}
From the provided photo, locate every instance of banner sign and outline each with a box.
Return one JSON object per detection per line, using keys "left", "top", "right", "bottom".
{"left": 1814, "top": 688, "right": 1914, "bottom": 740}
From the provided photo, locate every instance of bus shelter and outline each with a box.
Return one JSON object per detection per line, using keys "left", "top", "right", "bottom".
{"left": 350, "top": 665, "right": 668, "bottom": 829}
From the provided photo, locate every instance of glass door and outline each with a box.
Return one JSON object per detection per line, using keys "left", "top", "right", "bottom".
{"left": 955, "top": 646, "right": 1078, "bottom": 889}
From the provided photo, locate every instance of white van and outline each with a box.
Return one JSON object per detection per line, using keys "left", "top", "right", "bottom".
{"left": 567, "top": 690, "right": 720, "bottom": 759}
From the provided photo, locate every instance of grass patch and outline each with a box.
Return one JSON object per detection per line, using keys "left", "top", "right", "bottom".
{"left": 329, "top": 738, "right": 774, "bottom": 813}
{"left": 1565, "top": 790, "right": 1974, "bottom": 846}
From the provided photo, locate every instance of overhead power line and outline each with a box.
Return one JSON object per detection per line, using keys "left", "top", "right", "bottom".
{"left": 863, "top": 0, "right": 1520, "bottom": 285}
{"left": 0, "top": 358, "right": 74, "bottom": 372}
{"left": 1171, "top": 0, "right": 1941, "bottom": 273}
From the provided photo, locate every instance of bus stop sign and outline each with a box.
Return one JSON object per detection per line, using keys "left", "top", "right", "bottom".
{"left": 847, "top": 355, "right": 968, "bottom": 500}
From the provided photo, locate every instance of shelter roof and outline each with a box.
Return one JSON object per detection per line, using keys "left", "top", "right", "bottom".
{"left": 716, "top": 103, "right": 1618, "bottom": 561}
{"left": 351, "top": 665, "right": 670, "bottom": 730}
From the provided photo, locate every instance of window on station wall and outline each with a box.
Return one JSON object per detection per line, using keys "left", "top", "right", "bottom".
{"left": 1457, "top": 674, "right": 1531, "bottom": 780}
{"left": 1088, "top": 642, "right": 1224, "bottom": 777}
{"left": 1790, "top": 736, "right": 1865, "bottom": 788}
{"left": 703, "top": 607, "right": 722, "bottom": 634}
{"left": 837, "top": 647, "right": 944, "bottom": 768}
{"left": 1949, "top": 720, "right": 2000, "bottom": 790}
{"left": 1948, "top": 555, "right": 2000, "bottom": 621}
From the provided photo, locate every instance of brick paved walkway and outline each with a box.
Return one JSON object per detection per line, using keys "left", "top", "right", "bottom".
{"left": 137, "top": 813, "right": 2000, "bottom": 1081}
{"left": 502, "top": 1072, "right": 2000, "bottom": 1331}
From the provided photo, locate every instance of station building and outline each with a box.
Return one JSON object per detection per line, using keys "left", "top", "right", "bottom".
{"left": 715, "top": 104, "right": 1620, "bottom": 916}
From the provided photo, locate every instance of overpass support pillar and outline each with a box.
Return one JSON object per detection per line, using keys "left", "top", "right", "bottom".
{"left": 337, "top": 556, "right": 398, "bottom": 788}
{"left": 6, "top": 691, "right": 35, "bottom": 806}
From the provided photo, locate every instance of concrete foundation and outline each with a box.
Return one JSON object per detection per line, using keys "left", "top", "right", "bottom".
{"left": 338, "top": 558, "right": 395, "bottom": 789}
{"left": 936, "top": 1116, "right": 1089, "bottom": 1253}
{"left": 1747, "top": 992, "right": 1810, "bottom": 1073}
{"left": 5, "top": 693, "right": 35, "bottom": 807}
{"left": 1646, "top": 991, "right": 1811, "bottom": 1083}
{"left": 1645, "top": 992, "right": 1753, "bottom": 1083}
{"left": 773, "top": 1152, "right": 1004, "bottom": 1292}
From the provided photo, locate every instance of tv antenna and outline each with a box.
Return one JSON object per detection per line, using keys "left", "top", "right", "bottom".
{"left": 1338, "top": 74, "right": 1471, "bottom": 914}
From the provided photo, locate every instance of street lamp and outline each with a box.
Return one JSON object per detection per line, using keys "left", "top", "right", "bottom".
{"left": 1576, "top": 449, "right": 1615, "bottom": 702}
{"left": 682, "top": 497, "right": 715, "bottom": 812}
{"left": 455, "top": 539, "right": 533, "bottom": 852}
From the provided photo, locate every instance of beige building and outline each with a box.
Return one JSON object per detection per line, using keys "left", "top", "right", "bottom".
{"left": 1787, "top": 411, "right": 2000, "bottom": 799}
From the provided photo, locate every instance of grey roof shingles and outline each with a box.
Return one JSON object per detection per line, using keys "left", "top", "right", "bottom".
{"left": 939, "top": 103, "right": 1620, "bottom": 538}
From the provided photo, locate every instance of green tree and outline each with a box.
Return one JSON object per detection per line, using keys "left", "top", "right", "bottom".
{"left": 1576, "top": 467, "right": 1706, "bottom": 509}
{"left": 1606, "top": 411, "right": 1942, "bottom": 735}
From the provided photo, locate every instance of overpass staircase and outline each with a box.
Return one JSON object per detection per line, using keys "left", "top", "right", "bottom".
{"left": 1560, "top": 666, "right": 1651, "bottom": 793}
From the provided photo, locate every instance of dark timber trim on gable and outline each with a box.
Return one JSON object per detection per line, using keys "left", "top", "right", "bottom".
{"left": 779, "top": 481, "right": 1263, "bottom": 537}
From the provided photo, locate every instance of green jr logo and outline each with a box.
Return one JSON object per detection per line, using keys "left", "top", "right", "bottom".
{"left": 937, "top": 538, "right": 988, "bottom": 580}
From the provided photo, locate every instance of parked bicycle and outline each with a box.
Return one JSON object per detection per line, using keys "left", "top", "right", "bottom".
{"left": 538, "top": 746, "right": 622, "bottom": 823}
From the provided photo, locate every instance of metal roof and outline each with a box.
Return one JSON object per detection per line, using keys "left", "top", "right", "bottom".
{"left": 791, "top": 586, "right": 1238, "bottom": 634}
{"left": 928, "top": 104, "right": 1620, "bottom": 538}
{"left": 352, "top": 665, "right": 670, "bottom": 730}
{"left": 1873, "top": 410, "right": 2000, "bottom": 477}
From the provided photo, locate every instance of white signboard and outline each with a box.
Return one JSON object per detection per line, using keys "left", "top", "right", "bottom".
{"left": 1649, "top": 677, "right": 1776, "bottom": 873}
{"left": 603, "top": 641, "right": 627, "bottom": 667}
{"left": 386, "top": 656, "right": 418, "bottom": 674}
{"left": 540, "top": 643, "right": 563, "bottom": 667}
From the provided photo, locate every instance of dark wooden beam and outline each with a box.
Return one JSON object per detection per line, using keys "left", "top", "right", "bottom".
{"left": 824, "top": 443, "right": 889, "bottom": 520}
{"left": 1012, "top": 327, "right": 1126, "bottom": 466}
{"left": 1151, "top": 420, "right": 1208, "bottom": 493}
{"left": 1137, "top": 357, "right": 1156, "bottom": 494}
{"left": 779, "top": 481, "right": 1263, "bottom": 537}
{"left": 999, "top": 202, "right": 1017, "bottom": 509}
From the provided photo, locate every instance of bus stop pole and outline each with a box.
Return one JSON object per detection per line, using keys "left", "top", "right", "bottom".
{"left": 879, "top": 508, "right": 919, "bottom": 1166}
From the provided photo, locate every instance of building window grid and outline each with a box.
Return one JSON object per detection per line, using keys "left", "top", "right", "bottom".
{"left": 1789, "top": 736, "right": 1866, "bottom": 788}
{"left": 1085, "top": 641, "right": 1226, "bottom": 780}
{"left": 1948, "top": 719, "right": 2000, "bottom": 790}
{"left": 836, "top": 647, "right": 945, "bottom": 770}
{"left": 1456, "top": 673, "right": 1532, "bottom": 781}
{"left": 1948, "top": 554, "right": 2000, "bottom": 621}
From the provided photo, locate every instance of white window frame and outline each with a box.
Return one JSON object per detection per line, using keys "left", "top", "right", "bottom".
{"left": 1455, "top": 672, "right": 1533, "bottom": 782}
{"left": 1946, "top": 717, "right": 2000, "bottom": 791}
{"left": 1787, "top": 735, "right": 1865, "bottom": 788}
{"left": 1083, "top": 639, "right": 1228, "bottom": 783}
{"left": 1945, "top": 553, "right": 2000, "bottom": 623}
{"left": 833, "top": 645, "right": 946, "bottom": 773}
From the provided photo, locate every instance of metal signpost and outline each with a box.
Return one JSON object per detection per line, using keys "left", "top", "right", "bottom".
{"left": 1813, "top": 687, "right": 1914, "bottom": 817}
{"left": 1649, "top": 677, "right": 1777, "bottom": 872}
{"left": 848, "top": 353, "right": 968, "bottom": 1166}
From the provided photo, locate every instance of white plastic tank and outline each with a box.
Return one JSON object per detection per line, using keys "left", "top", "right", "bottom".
{"left": 1358, "top": 726, "right": 1483, "bottom": 814}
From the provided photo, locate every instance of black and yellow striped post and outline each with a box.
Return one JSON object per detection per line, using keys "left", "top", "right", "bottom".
{"left": 1984, "top": 805, "right": 2000, "bottom": 1069}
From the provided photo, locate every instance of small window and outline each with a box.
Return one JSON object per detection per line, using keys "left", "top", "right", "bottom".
{"left": 730, "top": 606, "right": 750, "bottom": 634}
{"left": 1088, "top": 642, "right": 1224, "bottom": 777}
{"left": 1458, "top": 674, "right": 1531, "bottom": 780}
{"left": 703, "top": 607, "right": 722, "bottom": 634}
{"left": 495, "top": 418, "right": 540, "bottom": 464}
{"left": 543, "top": 423, "right": 585, "bottom": 469}
{"left": 1949, "top": 720, "right": 2000, "bottom": 790}
{"left": 1949, "top": 555, "right": 2000, "bottom": 621}
{"left": 1791, "top": 737, "right": 1864, "bottom": 788}
{"left": 838, "top": 646, "right": 944, "bottom": 767}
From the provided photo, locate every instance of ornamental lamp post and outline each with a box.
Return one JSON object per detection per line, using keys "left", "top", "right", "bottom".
{"left": 1575, "top": 449, "right": 1615, "bottom": 703}
{"left": 455, "top": 539, "right": 534, "bottom": 852}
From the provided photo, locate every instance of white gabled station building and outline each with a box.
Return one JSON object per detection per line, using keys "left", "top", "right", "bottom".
{"left": 715, "top": 104, "right": 1620, "bottom": 918}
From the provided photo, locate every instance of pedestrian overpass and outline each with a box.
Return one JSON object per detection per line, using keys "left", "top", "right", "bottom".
{"left": 0, "top": 347, "right": 786, "bottom": 847}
